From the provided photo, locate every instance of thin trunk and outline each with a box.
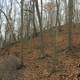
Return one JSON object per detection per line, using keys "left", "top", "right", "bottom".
{"left": 33, "top": 2, "right": 37, "bottom": 37}
{"left": 21, "top": 0, "right": 24, "bottom": 65}
{"left": 68, "top": 0, "right": 73, "bottom": 49}
{"left": 35, "top": 0, "right": 45, "bottom": 58}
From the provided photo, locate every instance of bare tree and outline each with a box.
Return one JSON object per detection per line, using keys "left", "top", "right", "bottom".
{"left": 68, "top": 0, "right": 74, "bottom": 50}
{"left": 33, "top": 0, "right": 46, "bottom": 58}
{"left": 20, "top": 0, "right": 24, "bottom": 66}
{"left": 32, "top": 1, "right": 37, "bottom": 37}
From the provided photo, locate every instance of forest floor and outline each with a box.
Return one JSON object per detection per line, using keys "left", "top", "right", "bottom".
{"left": 1, "top": 25, "right": 80, "bottom": 80}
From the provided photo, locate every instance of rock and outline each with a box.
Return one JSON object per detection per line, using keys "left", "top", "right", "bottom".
{"left": 0, "top": 55, "right": 21, "bottom": 80}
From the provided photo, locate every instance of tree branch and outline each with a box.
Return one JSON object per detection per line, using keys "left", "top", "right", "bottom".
{"left": 0, "top": 9, "right": 10, "bottom": 28}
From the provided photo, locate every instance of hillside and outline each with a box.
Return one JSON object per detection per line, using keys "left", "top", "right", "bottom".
{"left": 1, "top": 28, "right": 80, "bottom": 80}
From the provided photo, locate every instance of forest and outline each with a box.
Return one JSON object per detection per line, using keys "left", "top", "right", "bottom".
{"left": 0, "top": 0, "right": 80, "bottom": 80}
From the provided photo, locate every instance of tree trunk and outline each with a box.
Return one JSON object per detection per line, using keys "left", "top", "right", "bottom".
{"left": 20, "top": 0, "right": 24, "bottom": 65}
{"left": 35, "top": 0, "right": 45, "bottom": 58}
{"left": 68, "top": 0, "right": 74, "bottom": 49}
